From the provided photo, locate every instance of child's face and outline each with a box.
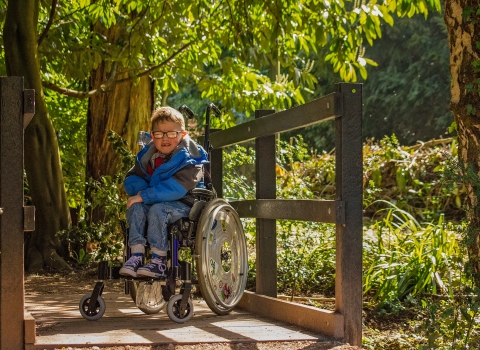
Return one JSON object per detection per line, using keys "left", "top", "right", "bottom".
{"left": 151, "top": 120, "right": 186, "bottom": 155}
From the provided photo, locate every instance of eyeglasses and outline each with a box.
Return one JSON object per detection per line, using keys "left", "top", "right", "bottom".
{"left": 152, "top": 131, "right": 183, "bottom": 139}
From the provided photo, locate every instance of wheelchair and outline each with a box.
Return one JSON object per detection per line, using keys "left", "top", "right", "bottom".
{"left": 79, "top": 102, "right": 248, "bottom": 323}
{"left": 79, "top": 186, "right": 248, "bottom": 323}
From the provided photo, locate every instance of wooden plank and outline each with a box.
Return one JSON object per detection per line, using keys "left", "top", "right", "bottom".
{"left": 237, "top": 291, "right": 343, "bottom": 339}
{"left": 230, "top": 200, "right": 345, "bottom": 224}
{"left": 24, "top": 311, "right": 36, "bottom": 344}
{"left": 334, "top": 83, "right": 363, "bottom": 346}
{"left": 209, "top": 93, "right": 342, "bottom": 148}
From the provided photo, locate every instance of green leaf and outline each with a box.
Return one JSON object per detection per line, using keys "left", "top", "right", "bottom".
{"left": 466, "top": 104, "right": 477, "bottom": 115}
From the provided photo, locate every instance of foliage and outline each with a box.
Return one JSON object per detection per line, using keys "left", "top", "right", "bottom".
{"left": 223, "top": 144, "right": 256, "bottom": 201}
{"left": 45, "top": 89, "right": 88, "bottom": 209}
{"left": 363, "top": 204, "right": 459, "bottom": 307}
{"left": 363, "top": 135, "right": 464, "bottom": 222}
{"left": 29, "top": 0, "right": 441, "bottom": 128}
{"left": 361, "top": 11, "right": 453, "bottom": 146}
{"left": 58, "top": 130, "right": 133, "bottom": 262}
{"left": 58, "top": 174, "right": 126, "bottom": 262}
{"left": 277, "top": 221, "right": 336, "bottom": 296}
{"left": 223, "top": 134, "right": 467, "bottom": 296}
{"left": 283, "top": 9, "right": 451, "bottom": 152}
{"left": 72, "top": 248, "right": 92, "bottom": 265}
{"left": 417, "top": 289, "right": 480, "bottom": 349}
{"left": 225, "top": 134, "right": 465, "bottom": 221}
{"left": 442, "top": 152, "right": 480, "bottom": 273}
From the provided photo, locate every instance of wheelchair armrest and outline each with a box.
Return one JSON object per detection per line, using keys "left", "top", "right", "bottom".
{"left": 190, "top": 188, "right": 214, "bottom": 198}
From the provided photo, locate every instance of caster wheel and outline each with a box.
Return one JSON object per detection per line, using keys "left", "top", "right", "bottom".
{"left": 79, "top": 293, "right": 106, "bottom": 321}
{"left": 166, "top": 294, "right": 194, "bottom": 323}
{"left": 130, "top": 280, "right": 165, "bottom": 314}
{"left": 195, "top": 198, "right": 248, "bottom": 315}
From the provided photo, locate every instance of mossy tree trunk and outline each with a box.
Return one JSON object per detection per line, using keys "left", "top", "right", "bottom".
{"left": 86, "top": 21, "right": 154, "bottom": 222}
{"left": 87, "top": 71, "right": 154, "bottom": 180}
{"left": 445, "top": 0, "right": 480, "bottom": 285}
{"left": 3, "top": 0, "right": 71, "bottom": 271}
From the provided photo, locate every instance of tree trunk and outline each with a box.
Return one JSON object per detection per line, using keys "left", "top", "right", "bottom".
{"left": 87, "top": 70, "right": 154, "bottom": 181}
{"left": 444, "top": 0, "right": 480, "bottom": 285}
{"left": 4, "top": 0, "right": 71, "bottom": 271}
{"left": 86, "top": 20, "right": 154, "bottom": 222}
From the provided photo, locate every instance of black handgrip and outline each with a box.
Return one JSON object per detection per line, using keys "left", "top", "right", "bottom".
{"left": 178, "top": 105, "right": 195, "bottom": 119}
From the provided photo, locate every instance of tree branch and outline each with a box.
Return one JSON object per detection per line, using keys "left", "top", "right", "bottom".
{"left": 41, "top": 81, "right": 107, "bottom": 99}
{"left": 406, "top": 137, "right": 454, "bottom": 151}
{"left": 38, "top": 0, "right": 58, "bottom": 47}
{"left": 43, "top": 43, "right": 191, "bottom": 98}
{"left": 115, "top": 42, "right": 191, "bottom": 82}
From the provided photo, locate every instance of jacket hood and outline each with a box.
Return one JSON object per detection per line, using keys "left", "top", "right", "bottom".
{"left": 137, "top": 134, "right": 208, "bottom": 174}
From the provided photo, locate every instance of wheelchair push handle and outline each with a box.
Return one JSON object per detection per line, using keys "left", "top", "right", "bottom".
{"left": 204, "top": 103, "right": 221, "bottom": 153}
{"left": 178, "top": 104, "right": 195, "bottom": 120}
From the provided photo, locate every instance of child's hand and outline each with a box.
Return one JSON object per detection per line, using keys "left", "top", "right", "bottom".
{"left": 127, "top": 193, "right": 143, "bottom": 209}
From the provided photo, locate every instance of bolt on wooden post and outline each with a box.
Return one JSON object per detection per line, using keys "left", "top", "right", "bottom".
{"left": 0, "top": 76, "right": 35, "bottom": 350}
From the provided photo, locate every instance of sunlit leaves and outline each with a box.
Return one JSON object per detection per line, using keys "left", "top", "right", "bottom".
{"left": 37, "top": 0, "right": 442, "bottom": 115}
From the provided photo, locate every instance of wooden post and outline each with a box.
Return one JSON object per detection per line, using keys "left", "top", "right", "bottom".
{"left": 210, "top": 129, "right": 223, "bottom": 199}
{"left": 0, "top": 77, "right": 34, "bottom": 350}
{"left": 255, "top": 109, "right": 276, "bottom": 297}
{"left": 335, "top": 83, "right": 363, "bottom": 346}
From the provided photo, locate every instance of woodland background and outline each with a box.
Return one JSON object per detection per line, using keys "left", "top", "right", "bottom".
{"left": 2, "top": 0, "right": 480, "bottom": 348}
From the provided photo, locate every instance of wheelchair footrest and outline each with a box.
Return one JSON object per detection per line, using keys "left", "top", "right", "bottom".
{"left": 97, "top": 261, "right": 121, "bottom": 280}
{"left": 120, "top": 275, "right": 167, "bottom": 284}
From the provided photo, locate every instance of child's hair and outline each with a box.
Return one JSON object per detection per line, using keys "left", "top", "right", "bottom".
{"left": 150, "top": 107, "right": 185, "bottom": 131}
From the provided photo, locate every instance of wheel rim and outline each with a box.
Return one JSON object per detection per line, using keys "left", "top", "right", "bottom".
{"left": 199, "top": 200, "right": 248, "bottom": 309}
{"left": 136, "top": 281, "right": 165, "bottom": 313}
{"left": 82, "top": 298, "right": 101, "bottom": 316}
{"left": 171, "top": 295, "right": 191, "bottom": 319}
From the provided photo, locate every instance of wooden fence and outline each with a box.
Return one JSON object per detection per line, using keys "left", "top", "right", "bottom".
{"left": 208, "top": 82, "right": 363, "bottom": 346}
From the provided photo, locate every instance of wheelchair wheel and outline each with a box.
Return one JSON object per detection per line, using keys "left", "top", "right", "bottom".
{"left": 166, "top": 294, "right": 194, "bottom": 323}
{"left": 195, "top": 198, "right": 248, "bottom": 315}
{"left": 129, "top": 280, "right": 165, "bottom": 314}
{"left": 79, "top": 293, "right": 106, "bottom": 321}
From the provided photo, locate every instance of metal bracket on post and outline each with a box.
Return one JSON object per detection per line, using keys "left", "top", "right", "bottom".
{"left": 24, "top": 206, "right": 35, "bottom": 232}
{"left": 23, "top": 89, "right": 35, "bottom": 128}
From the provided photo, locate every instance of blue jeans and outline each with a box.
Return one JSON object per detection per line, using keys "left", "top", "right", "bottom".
{"left": 126, "top": 201, "right": 191, "bottom": 252}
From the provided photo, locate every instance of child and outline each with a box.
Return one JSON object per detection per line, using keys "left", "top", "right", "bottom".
{"left": 119, "top": 106, "right": 209, "bottom": 278}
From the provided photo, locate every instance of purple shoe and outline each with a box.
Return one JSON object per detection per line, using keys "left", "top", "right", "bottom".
{"left": 137, "top": 256, "right": 167, "bottom": 278}
{"left": 119, "top": 255, "right": 143, "bottom": 277}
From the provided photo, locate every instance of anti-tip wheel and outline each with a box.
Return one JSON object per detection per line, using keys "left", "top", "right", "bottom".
{"left": 79, "top": 293, "right": 106, "bottom": 321}
{"left": 195, "top": 198, "right": 248, "bottom": 315}
{"left": 166, "top": 294, "right": 194, "bottom": 323}
{"left": 129, "top": 280, "right": 165, "bottom": 314}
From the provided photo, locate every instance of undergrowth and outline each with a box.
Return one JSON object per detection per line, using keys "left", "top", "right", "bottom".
{"left": 223, "top": 135, "right": 479, "bottom": 349}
